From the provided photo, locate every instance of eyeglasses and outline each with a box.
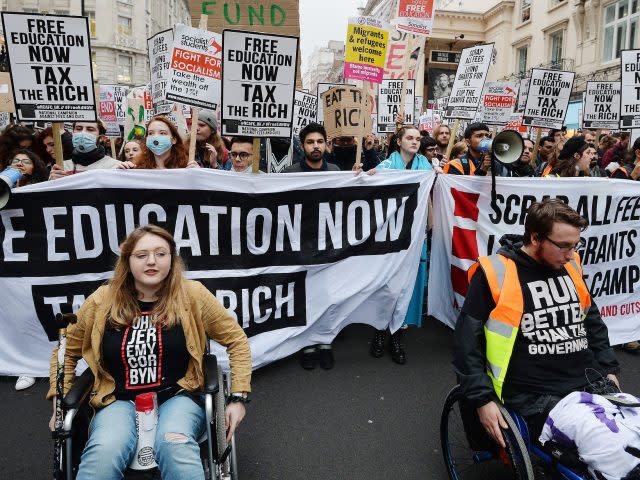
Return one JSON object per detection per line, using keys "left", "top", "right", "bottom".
{"left": 131, "top": 250, "right": 170, "bottom": 261}
{"left": 10, "top": 157, "right": 32, "bottom": 166}
{"left": 544, "top": 237, "right": 586, "bottom": 253}
{"left": 229, "top": 151, "right": 252, "bottom": 161}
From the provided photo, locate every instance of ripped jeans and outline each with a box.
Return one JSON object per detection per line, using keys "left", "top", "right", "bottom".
{"left": 77, "top": 394, "right": 205, "bottom": 480}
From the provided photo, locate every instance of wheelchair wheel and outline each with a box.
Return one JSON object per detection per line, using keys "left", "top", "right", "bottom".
{"left": 214, "top": 366, "right": 232, "bottom": 478}
{"left": 440, "top": 386, "right": 534, "bottom": 479}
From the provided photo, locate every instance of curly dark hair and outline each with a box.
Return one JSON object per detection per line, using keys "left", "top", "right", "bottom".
{"left": 0, "top": 125, "right": 34, "bottom": 169}
{"left": 9, "top": 148, "right": 49, "bottom": 185}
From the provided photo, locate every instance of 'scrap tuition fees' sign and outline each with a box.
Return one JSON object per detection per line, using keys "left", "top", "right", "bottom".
{"left": 221, "top": 30, "right": 298, "bottom": 137}
{"left": 1, "top": 12, "right": 96, "bottom": 122}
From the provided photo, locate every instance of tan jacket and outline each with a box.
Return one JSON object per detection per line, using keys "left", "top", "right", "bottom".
{"left": 47, "top": 280, "right": 251, "bottom": 409}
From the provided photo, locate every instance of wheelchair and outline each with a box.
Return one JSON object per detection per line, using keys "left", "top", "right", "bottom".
{"left": 57, "top": 353, "right": 239, "bottom": 480}
{"left": 440, "top": 385, "right": 595, "bottom": 480}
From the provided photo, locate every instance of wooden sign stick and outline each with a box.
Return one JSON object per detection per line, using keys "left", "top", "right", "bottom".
{"left": 188, "top": 14, "right": 209, "bottom": 165}
{"left": 531, "top": 127, "right": 543, "bottom": 164}
{"left": 398, "top": 41, "right": 412, "bottom": 126}
{"left": 355, "top": 82, "right": 369, "bottom": 170}
{"left": 52, "top": 123, "right": 64, "bottom": 167}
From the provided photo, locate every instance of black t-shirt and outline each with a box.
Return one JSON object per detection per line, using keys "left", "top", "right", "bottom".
{"left": 463, "top": 249, "right": 602, "bottom": 400}
{"left": 102, "top": 301, "right": 190, "bottom": 401}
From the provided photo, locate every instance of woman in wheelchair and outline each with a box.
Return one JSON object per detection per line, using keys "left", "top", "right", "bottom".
{"left": 46, "top": 224, "right": 252, "bottom": 480}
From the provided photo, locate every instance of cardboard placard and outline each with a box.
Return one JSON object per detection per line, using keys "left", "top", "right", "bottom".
{"left": 480, "top": 81, "right": 517, "bottom": 126}
{"left": 0, "top": 72, "right": 15, "bottom": 113}
{"left": 583, "top": 81, "right": 620, "bottom": 129}
{"left": 322, "top": 86, "right": 371, "bottom": 139}
{"left": 445, "top": 43, "right": 494, "bottom": 120}
{"left": 1, "top": 12, "right": 96, "bottom": 122}
{"left": 98, "top": 85, "right": 121, "bottom": 138}
{"left": 344, "top": 16, "right": 389, "bottom": 84}
{"left": 166, "top": 23, "right": 222, "bottom": 110}
{"left": 292, "top": 90, "right": 318, "bottom": 136}
{"left": 395, "top": 0, "right": 436, "bottom": 36}
{"left": 522, "top": 68, "right": 575, "bottom": 130}
{"left": 316, "top": 82, "right": 354, "bottom": 124}
{"left": 148, "top": 28, "right": 173, "bottom": 115}
{"left": 221, "top": 29, "right": 298, "bottom": 137}
{"left": 620, "top": 50, "right": 640, "bottom": 128}
{"left": 377, "top": 79, "right": 415, "bottom": 133}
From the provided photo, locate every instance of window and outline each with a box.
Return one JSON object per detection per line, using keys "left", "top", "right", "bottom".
{"left": 517, "top": 45, "right": 528, "bottom": 75}
{"left": 117, "top": 55, "right": 132, "bottom": 84}
{"left": 117, "top": 16, "right": 132, "bottom": 36}
{"left": 521, "top": 0, "right": 531, "bottom": 22}
{"left": 603, "top": 0, "right": 640, "bottom": 62}
{"left": 86, "top": 11, "right": 97, "bottom": 38}
{"left": 549, "top": 30, "right": 564, "bottom": 67}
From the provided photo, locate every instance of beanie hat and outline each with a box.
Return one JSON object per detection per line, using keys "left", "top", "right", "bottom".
{"left": 198, "top": 110, "right": 218, "bottom": 132}
{"left": 558, "top": 136, "right": 587, "bottom": 160}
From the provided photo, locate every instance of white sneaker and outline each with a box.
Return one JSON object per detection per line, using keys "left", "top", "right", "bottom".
{"left": 15, "top": 376, "right": 35, "bottom": 391}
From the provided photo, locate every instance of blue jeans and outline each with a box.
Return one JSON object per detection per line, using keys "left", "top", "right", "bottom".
{"left": 77, "top": 394, "right": 206, "bottom": 480}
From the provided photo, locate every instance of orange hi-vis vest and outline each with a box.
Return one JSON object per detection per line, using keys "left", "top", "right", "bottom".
{"left": 466, "top": 252, "right": 591, "bottom": 401}
{"left": 444, "top": 158, "right": 476, "bottom": 175}
{"left": 541, "top": 164, "right": 553, "bottom": 177}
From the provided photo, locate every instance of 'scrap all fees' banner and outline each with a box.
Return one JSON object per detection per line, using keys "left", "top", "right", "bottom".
{"left": 523, "top": 68, "right": 575, "bottom": 130}
{"left": 480, "top": 81, "right": 517, "bottom": 126}
{"left": 166, "top": 23, "right": 222, "bottom": 110}
{"left": 221, "top": 30, "right": 298, "bottom": 138}
{"left": 322, "top": 86, "right": 372, "bottom": 139}
{"left": 316, "top": 82, "right": 354, "bottom": 124}
{"left": 620, "top": 50, "right": 640, "bottom": 128}
{"left": 292, "top": 90, "right": 318, "bottom": 136}
{"left": 583, "top": 81, "right": 621, "bottom": 130}
{"left": 148, "top": 28, "right": 174, "bottom": 115}
{"left": 1, "top": 13, "right": 96, "bottom": 122}
{"left": 395, "top": 0, "right": 436, "bottom": 36}
{"left": 0, "top": 169, "right": 434, "bottom": 376}
{"left": 98, "top": 85, "right": 120, "bottom": 138}
{"left": 445, "top": 43, "right": 493, "bottom": 120}
{"left": 377, "top": 79, "right": 415, "bottom": 133}
{"left": 344, "top": 16, "right": 389, "bottom": 84}
{"left": 428, "top": 175, "right": 640, "bottom": 346}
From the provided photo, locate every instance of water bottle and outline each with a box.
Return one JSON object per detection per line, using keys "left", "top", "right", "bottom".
{"left": 130, "top": 392, "right": 158, "bottom": 470}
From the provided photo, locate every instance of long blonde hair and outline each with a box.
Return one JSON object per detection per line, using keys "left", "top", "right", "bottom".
{"left": 107, "top": 225, "right": 188, "bottom": 328}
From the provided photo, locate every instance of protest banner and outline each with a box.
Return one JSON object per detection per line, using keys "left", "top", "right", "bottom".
{"left": 516, "top": 76, "right": 530, "bottom": 113}
{"left": 221, "top": 29, "right": 298, "bottom": 138}
{"left": 98, "top": 85, "right": 120, "bottom": 138}
{"left": 0, "top": 72, "right": 15, "bottom": 113}
{"left": 395, "top": 0, "right": 436, "bottom": 36}
{"left": 0, "top": 168, "right": 434, "bottom": 375}
{"left": 1, "top": 13, "right": 96, "bottom": 122}
{"left": 377, "top": 79, "right": 415, "bottom": 133}
{"left": 113, "top": 85, "right": 129, "bottom": 125}
{"left": 166, "top": 23, "right": 222, "bottom": 110}
{"left": 322, "top": 86, "right": 372, "bottom": 139}
{"left": 620, "top": 50, "right": 640, "bottom": 128}
{"left": 147, "top": 28, "right": 174, "bottom": 115}
{"left": 428, "top": 175, "right": 640, "bottom": 346}
{"left": 316, "top": 82, "right": 354, "bottom": 124}
{"left": 292, "top": 90, "right": 318, "bottom": 136}
{"left": 583, "top": 81, "right": 620, "bottom": 130}
{"left": 480, "top": 81, "right": 518, "bottom": 126}
{"left": 414, "top": 95, "right": 423, "bottom": 120}
{"left": 384, "top": 29, "right": 426, "bottom": 99}
{"left": 344, "top": 16, "right": 389, "bottom": 84}
{"left": 445, "top": 43, "right": 494, "bottom": 121}
{"left": 523, "top": 68, "right": 575, "bottom": 129}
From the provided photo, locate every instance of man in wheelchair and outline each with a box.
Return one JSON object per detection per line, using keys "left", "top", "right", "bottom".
{"left": 453, "top": 199, "right": 640, "bottom": 479}
{"left": 46, "top": 225, "right": 252, "bottom": 479}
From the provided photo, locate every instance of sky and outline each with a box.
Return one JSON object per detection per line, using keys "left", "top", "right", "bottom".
{"left": 299, "top": 0, "right": 364, "bottom": 72}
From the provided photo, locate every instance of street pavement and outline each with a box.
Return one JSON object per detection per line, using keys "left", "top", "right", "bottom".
{"left": 2, "top": 318, "right": 639, "bottom": 480}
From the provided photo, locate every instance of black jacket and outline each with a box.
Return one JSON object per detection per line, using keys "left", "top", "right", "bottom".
{"left": 453, "top": 234, "right": 620, "bottom": 408}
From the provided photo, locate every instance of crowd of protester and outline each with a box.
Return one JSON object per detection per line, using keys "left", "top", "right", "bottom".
{"left": 4, "top": 113, "right": 639, "bottom": 392}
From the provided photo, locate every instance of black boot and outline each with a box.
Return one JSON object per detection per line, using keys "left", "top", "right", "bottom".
{"left": 370, "top": 329, "right": 386, "bottom": 358}
{"left": 300, "top": 347, "right": 317, "bottom": 370}
{"left": 390, "top": 330, "right": 406, "bottom": 365}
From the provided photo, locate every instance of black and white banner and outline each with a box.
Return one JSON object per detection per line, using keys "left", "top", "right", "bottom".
{"left": 523, "top": 68, "right": 575, "bottom": 129}
{"left": 0, "top": 169, "right": 433, "bottom": 376}
{"left": 583, "top": 81, "right": 620, "bottom": 129}
{"left": 428, "top": 175, "right": 640, "bottom": 346}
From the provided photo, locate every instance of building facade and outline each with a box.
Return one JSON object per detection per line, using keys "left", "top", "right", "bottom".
{"left": 303, "top": 40, "right": 346, "bottom": 93}
{"left": 1, "top": 0, "right": 190, "bottom": 87}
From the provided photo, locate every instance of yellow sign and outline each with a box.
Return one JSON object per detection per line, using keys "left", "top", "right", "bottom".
{"left": 344, "top": 17, "right": 389, "bottom": 84}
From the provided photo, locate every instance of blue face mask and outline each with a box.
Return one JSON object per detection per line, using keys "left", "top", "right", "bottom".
{"left": 146, "top": 135, "right": 173, "bottom": 155}
{"left": 72, "top": 131, "right": 98, "bottom": 153}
